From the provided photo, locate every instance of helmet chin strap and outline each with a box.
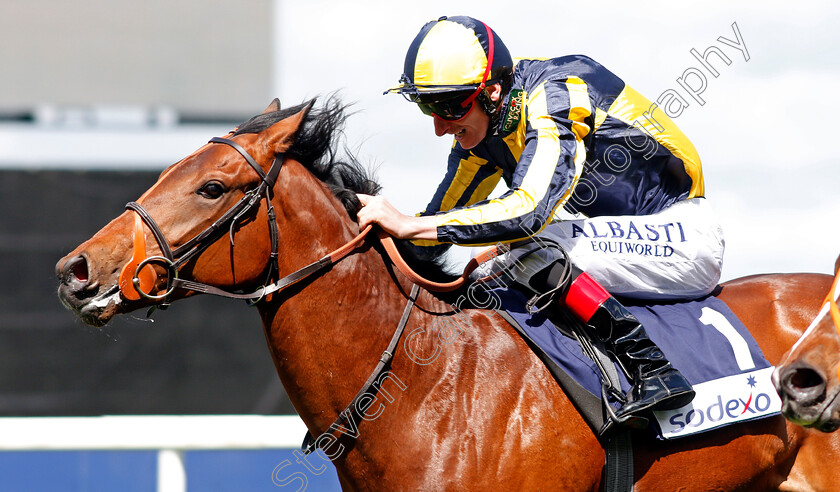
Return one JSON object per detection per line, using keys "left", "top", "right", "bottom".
{"left": 477, "top": 88, "right": 499, "bottom": 116}
{"left": 477, "top": 86, "right": 507, "bottom": 135}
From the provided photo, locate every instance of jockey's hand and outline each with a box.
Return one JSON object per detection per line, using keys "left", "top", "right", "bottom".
{"left": 356, "top": 194, "right": 437, "bottom": 240}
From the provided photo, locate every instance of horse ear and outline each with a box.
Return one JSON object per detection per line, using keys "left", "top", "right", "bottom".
{"left": 262, "top": 98, "right": 281, "bottom": 114}
{"left": 261, "top": 100, "right": 315, "bottom": 153}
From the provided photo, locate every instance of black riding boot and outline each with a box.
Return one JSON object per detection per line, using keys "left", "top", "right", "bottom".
{"left": 588, "top": 297, "right": 695, "bottom": 435}
{"left": 522, "top": 254, "right": 694, "bottom": 434}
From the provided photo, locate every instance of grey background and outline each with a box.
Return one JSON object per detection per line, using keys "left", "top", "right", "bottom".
{"left": 0, "top": 0, "right": 271, "bottom": 117}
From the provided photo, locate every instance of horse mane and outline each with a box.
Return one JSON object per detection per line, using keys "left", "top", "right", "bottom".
{"left": 234, "top": 96, "right": 457, "bottom": 282}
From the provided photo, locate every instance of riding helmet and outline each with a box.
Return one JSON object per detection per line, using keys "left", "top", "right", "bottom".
{"left": 385, "top": 16, "right": 513, "bottom": 100}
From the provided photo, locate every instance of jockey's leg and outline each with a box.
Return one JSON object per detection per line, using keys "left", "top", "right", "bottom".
{"left": 525, "top": 252, "right": 695, "bottom": 435}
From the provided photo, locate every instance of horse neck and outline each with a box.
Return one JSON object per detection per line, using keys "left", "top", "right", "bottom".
{"left": 256, "top": 161, "right": 411, "bottom": 432}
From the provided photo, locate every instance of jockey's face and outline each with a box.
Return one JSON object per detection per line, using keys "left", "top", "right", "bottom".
{"left": 431, "top": 84, "right": 502, "bottom": 150}
{"left": 432, "top": 104, "right": 488, "bottom": 149}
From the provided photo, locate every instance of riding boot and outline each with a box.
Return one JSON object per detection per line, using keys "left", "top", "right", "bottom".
{"left": 525, "top": 257, "right": 695, "bottom": 434}
{"left": 563, "top": 271, "right": 695, "bottom": 432}
{"left": 587, "top": 296, "right": 696, "bottom": 433}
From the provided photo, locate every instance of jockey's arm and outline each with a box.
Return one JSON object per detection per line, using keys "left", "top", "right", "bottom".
{"left": 429, "top": 80, "right": 588, "bottom": 246}
{"left": 360, "top": 79, "right": 590, "bottom": 246}
{"left": 356, "top": 193, "right": 438, "bottom": 240}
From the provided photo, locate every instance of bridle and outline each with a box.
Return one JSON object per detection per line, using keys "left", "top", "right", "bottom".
{"left": 829, "top": 270, "right": 840, "bottom": 338}
{"left": 118, "top": 135, "right": 496, "bottom": 307}
{"left": 118, "top": 136, "right": 289, "bottom": 305}
{"left": 826, "top": 270, "right": 840, "bottom": 383}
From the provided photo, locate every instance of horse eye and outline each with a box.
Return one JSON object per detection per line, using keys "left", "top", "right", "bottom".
{"left": 197, "top": 181, "right": 226, "bottom": 199}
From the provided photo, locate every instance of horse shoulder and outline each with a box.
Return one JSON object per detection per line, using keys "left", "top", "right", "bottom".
{"left": 457, "top": 308, "right": 604, "bottom": 489}
{"left": 387, "top": 303, "right": 603, "bottom": 489}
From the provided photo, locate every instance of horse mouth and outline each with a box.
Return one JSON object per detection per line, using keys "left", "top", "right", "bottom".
{"left": 58, "top": 284, "right": 122, "bottom": 327}
{"left": 815, "top": 419, "right": 840, "bottom": 432}
{"left": 812, "top": 390, "right": 840, "bottom": 432}
{"left": 780, "top": 389, "right": 840, "bottom": 433}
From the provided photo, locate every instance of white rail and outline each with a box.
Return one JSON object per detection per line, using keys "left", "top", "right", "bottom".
{"left": 0, "top": 415, "right": 309, "bottom": 492}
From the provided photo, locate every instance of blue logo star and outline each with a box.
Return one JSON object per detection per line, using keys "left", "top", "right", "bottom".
{"left": 746, "top": 375, "right": 757, "bottom": 388}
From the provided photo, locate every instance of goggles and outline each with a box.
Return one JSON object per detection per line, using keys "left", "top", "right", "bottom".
{"left": 416, "top": 90, "right": 477, "bottom": 121}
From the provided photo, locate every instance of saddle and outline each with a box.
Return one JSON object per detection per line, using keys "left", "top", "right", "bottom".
{"left": 491, "top": 284, "right": 782, "bottom": 440}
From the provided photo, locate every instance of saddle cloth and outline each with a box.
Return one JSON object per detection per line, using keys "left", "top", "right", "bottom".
{"left": 491, "top": 286, "right": 782, "bottom": 439}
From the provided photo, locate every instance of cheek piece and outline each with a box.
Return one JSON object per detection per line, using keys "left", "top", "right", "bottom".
{"left": 118, "top": 213, "right": 158, "bottom": 301}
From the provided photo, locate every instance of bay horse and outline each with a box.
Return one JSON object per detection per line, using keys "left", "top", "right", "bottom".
{"left": 773, "top": 258, "right": 840, "bottom": 433}
{"left": 56, "top": 98, "right": 840, "bottom": 490}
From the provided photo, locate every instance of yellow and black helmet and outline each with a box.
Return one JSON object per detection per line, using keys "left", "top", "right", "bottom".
{"left": 386, "top": 16, "right": 513, "bottom": 102}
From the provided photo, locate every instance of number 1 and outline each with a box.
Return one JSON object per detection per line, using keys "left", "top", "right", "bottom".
{"left": 699, "top": 307, "right": 756, "bottom": 371}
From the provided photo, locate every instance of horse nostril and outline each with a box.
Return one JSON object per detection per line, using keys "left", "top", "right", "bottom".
{"left": 782, "top": 365, "right": 826, "bottom": 404}
{"left": 789, "top": 367, "right": 823, "bottom": 390}
{"left": 61, "top": 255, "right": 90, "bottom": 285}
{"left": 72, "top": 258, "right": 88, "bottom": 282}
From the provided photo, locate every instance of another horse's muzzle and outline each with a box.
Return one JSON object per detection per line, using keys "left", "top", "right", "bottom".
{"left": 777, "top": 362, "right": 826, "bottom": 408}
{"left": 774, "top": 362, "right": 840, "bottom": 431}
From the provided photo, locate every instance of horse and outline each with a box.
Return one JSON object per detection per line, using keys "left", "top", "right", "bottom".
{"left": 56, "top": 98, "right": 840, "bottom": 490}
{"left": 773, "top": 257, "right": 840, "bottom": 434}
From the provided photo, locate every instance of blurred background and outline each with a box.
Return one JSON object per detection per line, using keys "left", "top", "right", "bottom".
{"left": 0, "top": 0, "right": 837, "bottom": 490}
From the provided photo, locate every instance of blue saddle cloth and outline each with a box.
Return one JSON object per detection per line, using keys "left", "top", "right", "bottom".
{"left": 492, "top": 286, "right": 780, "bottom": 439}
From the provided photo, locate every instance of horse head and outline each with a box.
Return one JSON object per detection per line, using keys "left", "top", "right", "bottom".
{"left": 773, "top": 256, "right": 840, "bottom": 432}
{"left": 56, "top": 98, "right": 370, "bottom": 327}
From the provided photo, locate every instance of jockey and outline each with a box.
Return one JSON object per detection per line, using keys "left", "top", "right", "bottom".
{"left": 358, "top": 15, "right": 725, "bottom": 434}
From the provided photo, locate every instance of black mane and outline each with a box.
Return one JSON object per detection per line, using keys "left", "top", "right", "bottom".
{"left": 234, "top": 98, "right": 380, "bottom": 213}
{"left": 234, "top": 96, "right": 456, "bottom": 282}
